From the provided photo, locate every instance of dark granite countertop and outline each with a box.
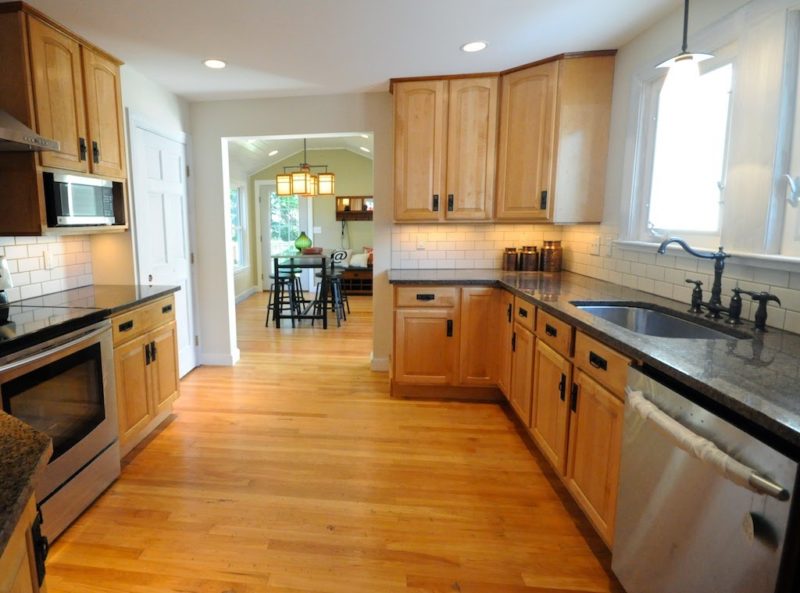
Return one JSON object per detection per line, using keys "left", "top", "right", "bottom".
{"left": 389, "top": 269, "right": 800, "bottom": 457}
{"left": 14, "top": 284, "right": 180, "bottom": 314}
{"left": 0, "top": 413, "right": 51, "bottom": 556}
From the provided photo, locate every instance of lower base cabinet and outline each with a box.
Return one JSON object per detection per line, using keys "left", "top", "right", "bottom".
{"left": 0, "top": 497, "right": 45, "bottom": 593}
{"left": 531, "top": 340, "right": 572, "bottom": 474}
{"left": 509, "top": 322, "right": 534, "bottom": 424}
{"left": 112, "top": 296, "right": 180, "bottom": 456}
{"left": 565, "top": 369, "right": 624, "bottom": 545}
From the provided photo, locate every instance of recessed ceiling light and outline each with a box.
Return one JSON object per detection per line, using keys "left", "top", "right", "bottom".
{"left": 359, "top": 146, "right": 371, "bottom": 153}
{"left": 204, "top": 59, "right": 227, "bottom": 69}
{"left": 460, "top": 41, "right": 488, "bottom": 53}
{"left": 360, "top": 134, "right": 369, "bottom": 139}
{"left": 268, "top": 149, "right": 279, "bottom": 156}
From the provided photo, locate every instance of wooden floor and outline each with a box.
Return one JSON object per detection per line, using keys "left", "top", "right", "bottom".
{"left": 46, "top": 293, "right": 623, "bottom": 593}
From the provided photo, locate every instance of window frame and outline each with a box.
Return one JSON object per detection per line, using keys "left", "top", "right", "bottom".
{"left": 230, "top": 185, "right": 248, "bottom": 271}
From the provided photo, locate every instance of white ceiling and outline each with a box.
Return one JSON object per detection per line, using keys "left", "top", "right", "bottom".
{"left": 227, "top": 134, "right": 373, "bottom": 179}
{"left": 17, "top": 0, "right": 679, "bottom": 101}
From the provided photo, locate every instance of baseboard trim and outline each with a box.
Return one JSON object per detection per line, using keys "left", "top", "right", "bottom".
{"left": 390, "top": 382, "right": 503, "bottom": 402}
{"left": 370, "top": 355, "right": 390, "bottom": 372}
{"left": 235, "top": 286, "right": 259, "bottom": 303}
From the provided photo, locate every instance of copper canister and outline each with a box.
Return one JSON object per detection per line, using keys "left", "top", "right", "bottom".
{"left": 520, "top": 246, "right": 539, "bottom": 271}
{"left": 502, "top": 248, "right": 518, "bottom": 271}
{"left": 540, "top": 240, "right": 563, "bottom": 272}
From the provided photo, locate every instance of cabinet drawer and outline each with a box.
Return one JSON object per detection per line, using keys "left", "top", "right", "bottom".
{"left": 395, "top": 286, "right": 458, "bottom": 308}
{"left": 112, "top": 295, "right": 176, "bottom": 345}
{"left": 344, "top": 270, "right": 371, "bottom": 279}
{"left": 536, "top": 310, "right": 573, "bottom": 358}
{"left": 574, "top": 332, "right": 631, "bottom": 396}
{"left": 513, "top": 297, "right": 535, "bottom": 331}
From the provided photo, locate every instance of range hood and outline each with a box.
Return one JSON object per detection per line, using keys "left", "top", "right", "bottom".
{"left": 0, "top": 109, "right": 60, "bottom": 152}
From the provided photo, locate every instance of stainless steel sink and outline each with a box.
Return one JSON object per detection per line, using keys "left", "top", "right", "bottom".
{"left": 571, "top": 302, "right": 751, "bottom": 340}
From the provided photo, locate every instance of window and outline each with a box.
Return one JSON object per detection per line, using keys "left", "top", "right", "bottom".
{"left": 636, "top": 60, "right": 734, "bottom": 248}
{"left": 230, "top": 186, "right": 247, "bottom": 269}
{"left": 269, "top": 193, "right": 300, "bottom": 255}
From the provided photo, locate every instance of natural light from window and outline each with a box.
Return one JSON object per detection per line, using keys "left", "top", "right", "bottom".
{"left": 648, "top": 63, "right": 733, "bottom": 234}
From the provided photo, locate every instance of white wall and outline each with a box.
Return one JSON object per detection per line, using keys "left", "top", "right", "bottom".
{"left": 189, "top": 92, "right": 393, "bottom": 368}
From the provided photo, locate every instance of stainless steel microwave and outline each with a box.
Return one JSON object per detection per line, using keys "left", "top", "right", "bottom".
{"left": 43, "top": 172, "right": 116, "bottom": 226}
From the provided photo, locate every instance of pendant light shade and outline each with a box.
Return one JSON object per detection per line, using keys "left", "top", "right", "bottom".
{"left": 318, "top": 172, "right": 335, "bottom": 195}
{"left": 276, "top": 173, "right": 293, "bottom": 196}
{"left": 657, "top": 0, "right": 712, "bottom": 80}
{"left": 274, "top": 138, "right": 336, "bottom": 198}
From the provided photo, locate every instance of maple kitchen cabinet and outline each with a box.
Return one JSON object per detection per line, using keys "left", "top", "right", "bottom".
{"left": 459, "top": 287, "right": 497, "bottom": 386}
{"left": 495, "top": 53, "right": 615, "bottom": 222}
{"left": 508, "top": 298, "right": 536, "bottom": 425}
{"left": 0, "top": 497, "right": 46, "bottom": 593}
{"left": 495, "top": 289, "right": 515, "bottom": 397}
{"left": 393, "top": 76, "right": 498, "bottom": 222}
{"left": 0, "top": 3, "right": 128, "bottom": 235}
{"left": 531, "top": 340, "right": 572, "bottom": 473}
{"left": 112, "top": 295, "right": 180, "bottom": 456}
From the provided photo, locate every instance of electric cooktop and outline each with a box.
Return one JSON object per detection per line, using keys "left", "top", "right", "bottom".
{"left": 0, "top": 304, "right": 106, "bottom": 356}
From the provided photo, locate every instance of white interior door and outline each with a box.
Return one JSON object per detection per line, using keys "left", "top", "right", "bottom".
{"left": 130, "top": 117, "right": 196, "bottom": 376}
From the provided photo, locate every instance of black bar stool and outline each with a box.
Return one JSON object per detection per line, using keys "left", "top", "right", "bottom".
{"left": 265, "top": 267, "right": 304, "bottom": 327}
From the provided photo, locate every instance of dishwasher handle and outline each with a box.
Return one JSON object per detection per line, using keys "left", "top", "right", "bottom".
{"left": 626, "top": 389, "right": 790, "bottom": 501}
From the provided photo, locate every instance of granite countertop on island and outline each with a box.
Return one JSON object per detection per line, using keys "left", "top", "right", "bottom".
{"left": 0, "top": 413, "right": 51, "bottom": 556}
{"left": 389, "top": 269, "right": 800, "bottom": 457}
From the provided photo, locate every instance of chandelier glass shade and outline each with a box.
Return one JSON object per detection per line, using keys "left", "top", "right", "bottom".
{"left": 275, "top": 139, "right": 336, "bottom": 197}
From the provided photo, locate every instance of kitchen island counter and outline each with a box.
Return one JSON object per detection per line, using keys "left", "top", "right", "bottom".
{"left": 389, "top": 269, "right": 800, "bottom": 456}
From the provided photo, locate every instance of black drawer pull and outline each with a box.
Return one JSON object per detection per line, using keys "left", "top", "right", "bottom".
{"left": 119, "top": 320, "right": 134, "bottom": 332}
{"left": 518, "top": 307, "right": 528, "bottom": 318}
{"left": 589, "top": 351, "right": 608, "bottom": 371}
{"left": 446, "top": 319, "right": 453, "bottom": 337}
{"left": 447, "top": 194, "right": 454, "bottom": 211}
{"left": 162, "top": 304, "right": 173, "bottom": 314}
{"left": 416, "top": 294, "right": 435, "bottom": 301}
{"left": 545, "top": 323, "right": 557, "bottom": 337}
{"left": 432, "top": 194, "right": 439, "bottom": 212}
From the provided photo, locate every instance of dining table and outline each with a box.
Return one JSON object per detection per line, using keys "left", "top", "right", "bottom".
{"left": 271, "top": 250, "right": 331, "bottom": 329}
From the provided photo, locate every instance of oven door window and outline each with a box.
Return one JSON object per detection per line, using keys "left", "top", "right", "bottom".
{"left": 1, "top": 343, "right": 105, "bottom": 461}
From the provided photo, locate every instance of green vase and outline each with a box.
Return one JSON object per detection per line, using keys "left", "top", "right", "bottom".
{"left": 294, "top": 231, "right": 312, "bottom": 252}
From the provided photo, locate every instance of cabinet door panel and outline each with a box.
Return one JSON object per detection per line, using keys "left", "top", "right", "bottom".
{"left": 509, "top": 324, "right": 534, "bottom": 425}
{"left": 82, "top": 47, "right": 125, "bottom": 178}
{"left": 27, "top": 16, "right": 87, "bottom": 172}
{"left": 114, "top": 334, "right": 151, "bottom": 445}
{"left": 495, "top": 291, "right": 514, "bottom": 397}
{"left": 459, "top": 287, "right": 495, "bottom": 386}
{"left": 445, "top": 77, "right": 497, "bottom": 220}
{"left": 531, "top": 341, "right": 571, "bottom": 474}
{"left": 394, "top": 308, "right": 457, "bottom": 384}
{"left": 495, "top": 61, "right": 558, "bottom": 221}
{"left": 566, "top": 370, "right": 624, "bottom": 545}
{"left": 393, "top": 80, "right": 447, "bottom": 221}
{"left": 151, "top": 321, "right": 179, "bottom": 415}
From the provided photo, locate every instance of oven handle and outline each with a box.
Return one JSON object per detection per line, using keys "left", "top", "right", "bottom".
{"left": 0, "top": 323, "right": 110, "bottom": 375}
{"left": 626, "top": 389, "right": 789, "bottom": 501}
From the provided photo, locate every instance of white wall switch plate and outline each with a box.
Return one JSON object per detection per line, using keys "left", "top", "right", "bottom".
{"left": 416, "top": 241, "right": 426, "bottom": 251}
{"left": 589, "top": 236, "right": 601, "bottom": 256}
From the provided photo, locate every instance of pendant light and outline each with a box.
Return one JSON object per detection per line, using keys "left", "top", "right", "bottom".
{"left": 274, "top": 139, "right": 336, "bottom": 197}
{"left": 657, "top": 0, "right": 712, "bottom": 91}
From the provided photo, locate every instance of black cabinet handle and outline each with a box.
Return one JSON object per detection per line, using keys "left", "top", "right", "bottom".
{"left": 447, "top": 194, "right": 454, "bottom": 211}
{"left": 545, "top": 323, "right": 557, "bottom": 337}
{"left": 589, "top": 351, "right": 608, "bottom": 371}
{"left": 151, "top": 341, "right": 157, "bottom": 362}
{"left": 416, "top": 293, "right": 435, "bottom": 301}
{"left": 570, "top": 383, "right": 579, "bottom": 412}
{"left": 92, "top": 140, "right": 100, "bottom": 164}
{"left": 119, "top": 320, "right": 134, "bottom": 332}
{"left": 506, "top": 303, "right": 512, "bottom": 323}
{"left": 518, "top": 307, "right": 528, "bottom": 318}
{"left": 446, "top": 319, "right": 453, "bottom": 337}
{"left": 79, "top": 137, "right": 87, "bottom": 161}
{"left": 162, "top": 304, "right": 173, "bottom": 314}
{"left": 558, "top": 373, "right": 566, "bottom": 401}
{"left": 145, "top": 342, "right": 152, "bottom": 365}
{"left": 540, "top": 190, "right": 548, "bottom": 210}
{"left": 511, "top": 332, "right": 516, "bottom": 352}
{"left": 432, "top": 194, "right": 439, "bottom": 211}
{"left": 31, "top": 506, "right": 48, "bottom": 587}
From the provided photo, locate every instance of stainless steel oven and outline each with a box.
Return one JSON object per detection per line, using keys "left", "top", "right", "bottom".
{"left": 0, "top": 319, "right": 120, "bottom": 540}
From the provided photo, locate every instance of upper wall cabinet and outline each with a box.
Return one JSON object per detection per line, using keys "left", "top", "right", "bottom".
{"left": 495, "top": 55, "right": 615, "bottom": 223}
{"left": 27, "top": 15, "right": 126, "bottom": 179}
{"left": 393, "top": 76, "right": 498, "bottom": 222}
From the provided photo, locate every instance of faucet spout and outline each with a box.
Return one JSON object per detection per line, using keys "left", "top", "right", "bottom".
{"left": 657, "top": 238, "right": 723, "bottom": 260}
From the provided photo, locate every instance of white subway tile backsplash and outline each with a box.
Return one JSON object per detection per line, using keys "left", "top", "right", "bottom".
{"left": 1, "top": 235, "right": 93, "bottom": 303}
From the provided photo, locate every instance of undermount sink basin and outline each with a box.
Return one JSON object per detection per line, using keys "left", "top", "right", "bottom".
{"left": 570, "top": 302, "right": 751, "bottom": 340}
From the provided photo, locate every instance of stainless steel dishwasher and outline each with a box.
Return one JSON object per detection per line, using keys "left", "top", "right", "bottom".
{"left": 612, "top": 365, "right": 798, "bottom": 593}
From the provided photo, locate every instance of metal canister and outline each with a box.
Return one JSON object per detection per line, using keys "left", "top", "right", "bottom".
{"left": 520, "top": 246, "right": 538, "bottom": 271}
{"left": 540, "top": 240, "right": 563, "bottom": 272}
{"left": 502, "top": 247, "right": 518, "bottom": 271}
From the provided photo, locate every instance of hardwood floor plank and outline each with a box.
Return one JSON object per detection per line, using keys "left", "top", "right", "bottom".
{"left": 46, "top": 293, "right": 622, "bottom": 593}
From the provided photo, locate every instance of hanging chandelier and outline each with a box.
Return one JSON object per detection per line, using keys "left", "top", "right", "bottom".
{"left": 275, "top": 139, "right": 335, "bottom": 197}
